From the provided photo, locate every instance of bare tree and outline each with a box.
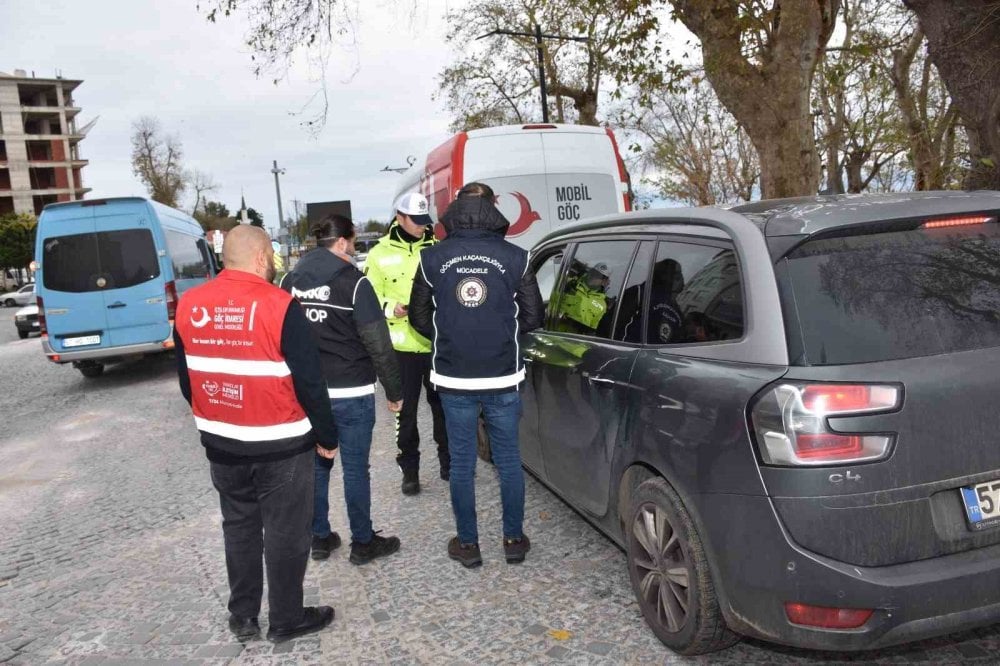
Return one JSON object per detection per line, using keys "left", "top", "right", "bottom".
{"left": 436, "top": 0, "right": 665, "bottom": 131}
{"left": 130, "top": 117, "right": 187, "bottom": 208}
{"left": 813, "top": 0, "right": 909, "bottom": 193}
{"left": 624, "top": 78, "right": 759, "bottom": 205}
{"left": 904, "top": 0, "right": 1000, "bottom": 190}
{"left": 890, "top": 25, "right": 963, "bottom": 190}
{"left": 188, "top": 170, "right": 220, "bottom": 216}
{"left": 666, "top": 1, "right": 840, "bottom": 199}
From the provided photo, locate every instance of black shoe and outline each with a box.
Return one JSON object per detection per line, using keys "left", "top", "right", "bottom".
{"left": 228, "top": 614, "right": 260, "bottom": 639}
{"left": 310, "top": 532, "right": 342, "bottom": 560}
{"left": 503, "top": 534, "right": 531, "bottom": 564}
{"left": 440, "top": 465, "right": 450, "bottom": 481}
{"left": 448, "top": 536, "right": 482, "bottom": 568}
{"left": 401, "top": 469, "right": 420, "bottom": 495}
{"left": 349, "top": 532, "right": 401, "bottom": 565}
{"left": 266, "top": 606, "right": 335, "bottom": 643}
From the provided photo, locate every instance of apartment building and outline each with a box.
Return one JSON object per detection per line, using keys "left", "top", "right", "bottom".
{"left": 0, "top": 69, "right": 91, "bottom": 216}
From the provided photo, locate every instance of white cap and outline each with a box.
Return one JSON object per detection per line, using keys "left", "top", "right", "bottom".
{"left": 393, "top": 192, "right": 432, "bottom": 225}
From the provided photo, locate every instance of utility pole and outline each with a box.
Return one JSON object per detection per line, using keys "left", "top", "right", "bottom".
{"left": 477, "top": 25, "right": 589, "bottom": 123}
{"left": 271, "top": 160, "right": 287, "bottom": 265}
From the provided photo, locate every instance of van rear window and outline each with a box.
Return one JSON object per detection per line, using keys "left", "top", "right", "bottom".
{"left": 42, "top": 229, "right": 160, "bottom": 293}
{"left": 780, "top": 221, "right": 1000, "bottom": 365}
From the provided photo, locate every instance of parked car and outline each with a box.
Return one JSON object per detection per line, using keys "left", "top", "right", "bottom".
{"left": 14, "top": 300, "right": 39, "bottom": 339}
{"left": 1, "top": 283, "right": 34, "bottom": 307}
{"left": 513, "top": 191, "right": 1000, "bottom": 654}
{"left": 34, "top": 197, "right": 218, "bottom": 378}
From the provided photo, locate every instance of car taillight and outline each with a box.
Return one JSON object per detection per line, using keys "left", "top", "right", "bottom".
{"left": 165, "top": 281, "right": 178, "bottom": 320}
{"left": 751, "top": 382, "right": 900, "bottom": 466}
{"left": 785, "top": 602, "right": 873, "bottom": 629}
{"left": 36, "top": 295, "right": 47, "bottom": 336}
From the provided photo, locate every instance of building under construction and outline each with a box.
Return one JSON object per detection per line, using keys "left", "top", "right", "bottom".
{"left": 0, "top": 69, "right": 92, "bottom": 216}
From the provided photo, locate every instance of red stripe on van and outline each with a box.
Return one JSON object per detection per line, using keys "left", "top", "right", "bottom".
{"left": 425, "top": 132, "right": 468, "bottom": 239}
{"left": 605, "top": 128, "right": 631, "bottom": 212}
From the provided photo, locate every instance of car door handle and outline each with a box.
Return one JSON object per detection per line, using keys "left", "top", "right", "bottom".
{"left": 107, "top": 302, "right": 127, "bottom": 309}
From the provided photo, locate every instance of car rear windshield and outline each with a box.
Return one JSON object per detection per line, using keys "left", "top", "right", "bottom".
{"left": 780, "top": 220, "right": 1000, "bottom": 365}
{"left": 42, "top": 229, "right": 160, "bottom": 293}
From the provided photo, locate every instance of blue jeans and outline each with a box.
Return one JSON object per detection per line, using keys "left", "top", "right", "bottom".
{"left": 313, "top": 394, "right": 376, "bottom": 544}
{"left": 439, "top": 390, "right": 525, "bottom": 544}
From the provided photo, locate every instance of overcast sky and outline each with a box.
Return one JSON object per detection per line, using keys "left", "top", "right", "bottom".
{"left": 2, "top": 0, "right": 461, "bottom": 234}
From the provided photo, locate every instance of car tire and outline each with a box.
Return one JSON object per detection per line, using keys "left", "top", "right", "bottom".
{"left": 18, "top": 330, "right": 28, "bottom": 339}
{"left": 4, "top": 299, "right": 14, "bottom": 307}
{"left": 78, "top": 364, "right": 105, "bottom": 378}
{"left": 625, "top": 477, "right": 738, "bottom": 655}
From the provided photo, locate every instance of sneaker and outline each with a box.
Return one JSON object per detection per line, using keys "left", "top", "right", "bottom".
{"left": 401, "top": 469, "right": 420, "bottom": 495}
{"left": 349, "top": 532, "right": 401, "bottom": 565}
{"left": 266, "top": 606, "right": 335, "bottom": 643}
{"left": 227, "top": 614, "right": 260, "bottom": 639}
{"left": 447, "top": 536, "right": 482, "bottom": 568}
{"left": 310, "top": 532, "right": 342, "bottom": 560}
{"left": 503, "top": 534, "right": 531, "bottom": 564}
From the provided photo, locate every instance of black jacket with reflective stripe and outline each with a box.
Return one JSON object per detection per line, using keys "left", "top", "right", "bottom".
{"left": 410, "top": 197, "right": 544, "bottom": 393}
{"left": 281, "top": 248, "right": 402, "bottom": 400}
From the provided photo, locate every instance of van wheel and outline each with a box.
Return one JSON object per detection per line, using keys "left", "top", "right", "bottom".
{"left": 78, "top": 364, "right": 104, "bottom": 378}
{"left": 625, "top": 477, "right": 738, "bottom": 655}
{"left": 18, "top": 330, "right": 28, "bottom": 339}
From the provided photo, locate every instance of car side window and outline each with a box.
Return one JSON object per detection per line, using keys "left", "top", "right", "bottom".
{"left": 165, "top": 230, "right": 211, "bottom": 279}
{"left": 613, "top": 241, "right": 655, "bottom": 343}
{"left": 647, "top": 241, "right": 744, "bottom": 345}
{"left": 552, "top": 240, "right": 636, "bottom": 340}
{"left": 531, "top": 248, "right": 566, "bottom": 325}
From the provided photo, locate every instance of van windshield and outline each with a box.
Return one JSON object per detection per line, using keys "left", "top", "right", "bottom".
{"left": 42, "top": 229, "right": 160, "bottom": 293}
{"left": 780, "top": 221, "right": 1000, "bottom": 365}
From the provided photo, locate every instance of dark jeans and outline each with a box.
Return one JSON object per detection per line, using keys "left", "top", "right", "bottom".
{"left": 210, "top": 449, "right": 313, "bottom": 626}
{"left": 439, "top": 390, "right": 524, "bottom": 544}
{"left": 313, "top": 394, "right": 376, "bottom": 544}
{"left": 396, "top": 351, "right": 449, "bottom": 473}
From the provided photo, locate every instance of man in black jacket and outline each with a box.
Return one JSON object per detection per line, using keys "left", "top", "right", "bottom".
{"left": 409, "top": 184, "right": 544, "bottom": 568}
{"left": 282, "top": 214, "right": 404, "bottom": 565}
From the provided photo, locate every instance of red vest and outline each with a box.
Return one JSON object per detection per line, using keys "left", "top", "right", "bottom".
{"left": 175, "top": 270, "right": 310, "bottom": 442}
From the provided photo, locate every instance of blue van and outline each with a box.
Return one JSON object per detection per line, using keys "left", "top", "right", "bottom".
{"left": 35, "top": 197, "right": 217, "bottom": 378}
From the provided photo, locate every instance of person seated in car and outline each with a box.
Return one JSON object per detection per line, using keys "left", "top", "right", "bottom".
{"left": 647, "top": 258, "right": 685, "bottom": 344}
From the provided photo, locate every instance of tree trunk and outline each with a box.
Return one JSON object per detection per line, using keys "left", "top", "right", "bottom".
{"left": 904, "top": 0, "right": 1000, "bottom": 190}
{"left": 673, "top": 1, "right": 839, "bottom": 199}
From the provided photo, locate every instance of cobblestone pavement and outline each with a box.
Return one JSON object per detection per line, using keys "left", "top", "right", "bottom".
{"left": 1, "top": 307, "right": 999, "bottom": 665}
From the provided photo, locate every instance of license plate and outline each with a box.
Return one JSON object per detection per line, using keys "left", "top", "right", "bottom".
{"left": 63, "top": 335, "right": 101, "bottom": 348}
{"left": 961, "top": 479, "right": 1000, "bottom": 531}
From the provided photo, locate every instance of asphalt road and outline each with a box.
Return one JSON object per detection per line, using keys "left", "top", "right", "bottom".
{"left": 0, "top": 305, "right": 997, "bottom": 664}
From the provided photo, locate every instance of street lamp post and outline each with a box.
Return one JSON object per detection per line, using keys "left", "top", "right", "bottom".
{"left": 477, "top": 25, "right": 589, "bottom": 123}
{"left": 271, "top": 160, "right": 287, "bottom": 265}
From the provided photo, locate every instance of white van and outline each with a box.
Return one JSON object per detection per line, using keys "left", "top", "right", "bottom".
{"left": 393, "top": 124, "right": 632, "bottom": 249}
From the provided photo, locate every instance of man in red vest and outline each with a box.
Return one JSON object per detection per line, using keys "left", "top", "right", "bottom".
{"left": 174, "top": 225, "right": 339, "bottom": 643}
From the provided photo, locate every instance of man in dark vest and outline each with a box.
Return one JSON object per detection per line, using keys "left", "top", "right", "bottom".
{"left": 409, "top": 183, "right": 544, "bottom": 568}
{"left": 174, "top": 225, "right": 337, "bottom": 643}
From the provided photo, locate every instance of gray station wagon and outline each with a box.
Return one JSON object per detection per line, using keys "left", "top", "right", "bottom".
{"left": 513, "top": 191, "right": 1000, "bottom": 654}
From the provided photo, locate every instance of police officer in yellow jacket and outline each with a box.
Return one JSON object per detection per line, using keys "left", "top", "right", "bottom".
{"left": 365, "top": 192, "right": 449, "bottom": 494}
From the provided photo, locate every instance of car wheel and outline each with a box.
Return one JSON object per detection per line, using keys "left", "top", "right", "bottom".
{"left": 18, "top": 330, "right": 28, "bottom": 339}
{"left": 78, "top": 364, "right": 105, "bottom": 378}
{"left": 3, "top": 299, "right": 14, "bottom": 307}
{"left": 626, "top": 477, "right": 738, "bottom": 655}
